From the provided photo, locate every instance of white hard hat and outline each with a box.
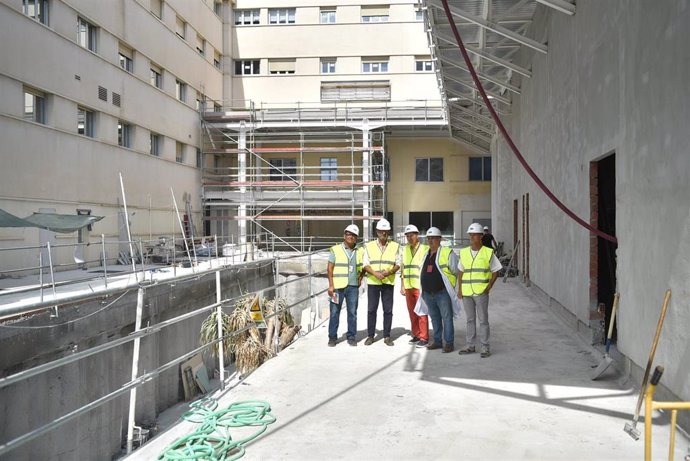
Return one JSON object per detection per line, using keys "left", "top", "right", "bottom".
{"left": 467, "top": 223, "right": 484, "bottom": 234}
{"left": 376, "top": 219, "right": 391, "bottom": 231}
{"left": 426, "top": 227, "right": 442, "bottom": 237}
{"left": 483, "top": 226, "right": 489, "bottom": 230}
{"left": 344, "top": 224, "right": 359, "bottom": 236}
{"left": 403, "top": 224, "right": 419, "bottom": 234}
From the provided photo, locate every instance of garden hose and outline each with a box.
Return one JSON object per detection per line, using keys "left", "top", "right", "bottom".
{"left": 158, "top": 398, "right": 276, "bottom": 460}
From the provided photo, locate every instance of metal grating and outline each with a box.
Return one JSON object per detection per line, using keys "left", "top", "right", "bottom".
{"left": 112, "top": 92, "right": 121, "bottom": 107}
{"left": 98, "top": 86, "right": 107, "bottom": 101}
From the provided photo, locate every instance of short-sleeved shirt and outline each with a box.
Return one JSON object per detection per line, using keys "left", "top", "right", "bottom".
{"left": 420, "top": 251, "right": 445, "bottom": 293}
{"left": 328, "top": 243, "right": 359, "bottom": 286}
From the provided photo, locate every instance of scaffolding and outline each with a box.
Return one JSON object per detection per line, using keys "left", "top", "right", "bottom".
{"left": 201, "top": 100, "right": 445, "bottom": 251}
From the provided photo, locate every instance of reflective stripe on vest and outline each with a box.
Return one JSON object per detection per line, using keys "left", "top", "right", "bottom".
{"left": 459, "top": 246, "right": 493, "bottom": 296}
{"left": 437, "top": 246, "right": 457, "bottom": 288}
{"left": 365, "top": 240, "right": 400, "bottom": 285}
{"left": 331, "top": 244, "right": 363, "bottom": 289}
{"left": 402, "top": 243, "right": 428, "bottom": 290}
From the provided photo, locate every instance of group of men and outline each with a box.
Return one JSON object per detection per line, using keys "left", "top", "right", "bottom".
{"left": 326, "top": 219, "right": 501, "bottom": 357}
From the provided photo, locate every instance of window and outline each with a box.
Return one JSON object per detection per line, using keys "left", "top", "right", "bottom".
{"left": 361, "top": 5, "right": 389, "bottom": 22}
{"left": 196, "top": 34, "right": 205, "bottom": 55}
{"left": 320, "top": 81, "right": 391, "bottom": 101}
{"left": 234, "top": 9, "right": 259, "bottom": 25}
{"left": 320, "top": 8, "right": 336, "bottom": 23}
{"left": 234, "top": 60, "right": 260, "bottom": 75}
{"left": 176, "top": 142, "right": 184, "bottom": 163}
{"left": 195, "top": 91, "right": 205, "bottom": 111}
{"left": 320, "top": 158, "right": 337, "bottom": 181}
{"left": 119, "top": 44, "right": 133, "bottom": 72}
{"left": 77, "top": 107, "right": 94, "bottom": 137}
{"left": 214, "top": 1, "right": 222, "bottom": 16}
{"left": 268, "top": 59, "right": 295, "bottom": 75}
{"left": 175, "top": 80, "right": 186, "bottom": 101}
{"left": 175, "top": 16, "right": 186, "bottom": 39}
{"left": 23, "top": 0, "right": 49, "bottom": 25}
{"left": 415, "top": 57, "right": 433, "bottom": 72}
{"left": 23, "top": 88, "right": 46, "bottom": 124}
{"left": 362, "top": 58, "right": 389, "bottom": 73}
{"left": 150, "top": 0, "right": 162, "bottom": 19}
{"left": 269, "top": 8, "right": 295, "bottom": 24}
{"left": 196, "top": 148, "right": 203, "bottom": 168}
{"left": 269, "top": 159, "right": 297, "bottom": 180}
{"left": 118, "top": 121, "right": 132, "bottom": 148}
{"left": 77, "top": 17, "right": 97, "bottom": 52}
{"left": 150, "top": 133, "right": 160, "bottom": 156}
{"left": 416, "top": 10, "right": 424, "bottom": 21}
{"left": 320, "top": 58, "right": 336, "bottom": 74}
{"left": 415, "top": 158, "right": 443, "bottom": 182}
{"left": 150, "top": 64, "right": 162, "bottom": 88}
{"left": 214, "top": 50, "right": 221, "bottom": 69}
{"left": 469, "top": 156, "right": 491, "bottom": 181}
{"left": 408, "top": 211, "right": 454, "bottom": 235}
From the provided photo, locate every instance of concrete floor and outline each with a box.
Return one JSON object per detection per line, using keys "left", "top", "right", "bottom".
{"left": 129, "top": 278, "right": 690, "bottom": 461}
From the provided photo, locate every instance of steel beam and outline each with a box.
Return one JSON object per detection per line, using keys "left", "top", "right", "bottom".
{"left": 440, "top": 56, "right": 521, "bottom": 94}
{"left": 536, "top": 0, "right": 576, "bottom": 15}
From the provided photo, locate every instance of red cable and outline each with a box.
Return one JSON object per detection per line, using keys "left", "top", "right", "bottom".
{"left": 440, "top": 0, "right": 617, "bottom": 244}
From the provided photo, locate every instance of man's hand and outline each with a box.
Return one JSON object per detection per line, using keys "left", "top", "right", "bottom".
{"left": 376, "top": 271, "right": 386, "bottom": 281}
{"left": 400, "top": 286, "right": 405, "bottom": 296}
{"left": 457, "top": 290, "right": 463, "bottom": 300}
{"left": 328, "top": 285, "right": 335, "bottom": 299}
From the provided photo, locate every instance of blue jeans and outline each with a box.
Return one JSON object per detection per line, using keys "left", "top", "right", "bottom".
{"left": 329, "top": 285, "right": 359, "bottom": 340}
{"left": 422, "top": 290, "right": 455, "bottom": 346}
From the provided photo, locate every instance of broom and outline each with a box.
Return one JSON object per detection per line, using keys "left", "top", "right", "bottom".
{"left": 591, "top": 293, "right": 620, "bottom": 380}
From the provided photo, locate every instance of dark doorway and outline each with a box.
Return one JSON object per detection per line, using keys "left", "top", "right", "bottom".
{"left": 596, "top": 154, "right": 617, "bottom": 339}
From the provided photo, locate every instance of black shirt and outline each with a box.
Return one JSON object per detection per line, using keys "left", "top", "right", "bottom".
{"left": 421, "top": 251, "right": 445, "bottom": 293}
{"left": 481, "top": 233, "right": 495, "bottom": 248}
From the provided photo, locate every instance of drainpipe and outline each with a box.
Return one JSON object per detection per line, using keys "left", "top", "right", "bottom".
{"left": 126, "top": 287, "right": 145, "bottom": 454}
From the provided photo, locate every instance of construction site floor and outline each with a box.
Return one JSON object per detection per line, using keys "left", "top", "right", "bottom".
{"left": 128, "top": 278, "right": 690, "bottom": 460}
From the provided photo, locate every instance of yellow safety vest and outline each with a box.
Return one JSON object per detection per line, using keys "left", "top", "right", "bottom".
{"left": 365, "top": 240, "right": 400, "bottom": 285}
{"left": 401, "top": 243, "right": 429, "bottom": 290}
{"left": 437, "top": 246, "right": 457, "bottom": 288}
{"left": 459, "top": 246, "right": 493, "bottom": 296}
{"left": 330, "top": 244, "right": 363, "bottom": 289}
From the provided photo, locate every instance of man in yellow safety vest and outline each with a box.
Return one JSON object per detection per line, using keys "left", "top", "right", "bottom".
{"left": 363, "top": 218, "right": 400, "bottom": 346}
{"left": 327, "top": 224, "right": 364, "bottom": 347}
{"left": 399, "top": 224, "right": 430, "bottom": 347}
{"left": 458, "top": 222, "right": 501, "bottom": 358}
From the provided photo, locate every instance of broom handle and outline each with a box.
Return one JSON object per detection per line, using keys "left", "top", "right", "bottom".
{"left": 632, "top": 289, "right": 672, "bottom": 422}
{"left": 604, "top": 293, "right": 620, "bottom": 353}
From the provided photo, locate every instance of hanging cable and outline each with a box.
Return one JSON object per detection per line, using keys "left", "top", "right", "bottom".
{"left": 439, "top": 0, "right": 617, "bottom": 244}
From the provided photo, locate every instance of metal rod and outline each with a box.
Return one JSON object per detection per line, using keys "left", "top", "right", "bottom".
{"left": 101, "top": 234, "right": 108, "bottom": 289}
{"left": 39, "top": 251, "right": 44, "bottom": 303}
{"left": 126, "top": 287, "right": 145, "bottom": 454}
{"left": 119, "top": 173, "right": 138, "bottom": 278}
{"left": 47, "top": 242, "right": 57, "bottom": 317}
{"left": 215, "top": 270, "right": 225, "bottom": 390}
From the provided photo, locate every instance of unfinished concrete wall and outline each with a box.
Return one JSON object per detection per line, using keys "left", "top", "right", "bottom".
{"left": 0, "top": 261, "right": 274, "bottom": 460}
{"left": 493, "top": 0, "right": 690, "bottom": 405}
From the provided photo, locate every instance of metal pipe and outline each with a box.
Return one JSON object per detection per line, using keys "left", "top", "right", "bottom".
{"left": 47, "top": 242, "right": 57, "bottom": 317}
{"left": 39, "top": 252, "right": 43, "bottom": 303}
{"left": 215, "top": 270, "right": 225, "bottom": 390}
{"left": 119, "top": 173, "right": 138, "bottom": 277}
{"left": 101, "top": 234, "right": 108, "bottom": 289}
{"left": 125, "top": 287, "right": 145, "bottom": 454}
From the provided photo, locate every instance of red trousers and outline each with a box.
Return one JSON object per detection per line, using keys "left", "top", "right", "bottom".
{"left": 404, "top": 288, "right": 428, "bottom": 341}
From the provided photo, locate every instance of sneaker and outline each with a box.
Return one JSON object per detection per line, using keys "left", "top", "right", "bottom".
{"left": 426, "top": 342, "right": 442, "bottom": 350}
{"left": 408, "top": 336, "right": 420, "bottom": 345}
{"left": 364, "top": 336, "right": 375, "bottom": 346}
{"left": 416, "top": 340, "right": 428, "bottom": 348}
{"left": 328, "top": 338, "right": 337, "bottom": 347}
{"left": 384, "top": 337, "right": 394, "bottom": 346}
{"left": 347, "top": 338, "right": 357, "bottom": 347}
{"left": 458, "top": 345, "right": 476, "bottom": 355}
{"left": 442, "top": 344, "right": 455, "bottom": 353}
{"left": 480, "top": 346, "right": 491, "bottom": 358}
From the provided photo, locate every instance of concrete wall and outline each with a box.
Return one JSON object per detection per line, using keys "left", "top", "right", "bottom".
{"left": 0, "top": 261, "right": 274, "bottom": 460}
{"left": 492, "top": 1, "right": 690, "bottom": 404}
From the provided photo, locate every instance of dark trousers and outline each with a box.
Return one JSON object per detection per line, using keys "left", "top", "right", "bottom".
{"left": 367, "top": 284, "right": 394, "bottom": 337}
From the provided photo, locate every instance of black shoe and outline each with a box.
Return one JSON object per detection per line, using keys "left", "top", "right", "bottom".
{"left": 347, "top": 338, "right": 357, "bottom": 347}
{"left": 408, "top": 336, "right": 420, "bottom": 344}
{"left": 328, "top": 338, "right": 336, "bottom": 347}
{"left": 384, "top": 337, "right": 394, "bottom": 346}
{"left": 364, "top": 336, "right": 375, "bottom": 346}
{"left": 416, "top": 340, "right": 428, "bottom": 348}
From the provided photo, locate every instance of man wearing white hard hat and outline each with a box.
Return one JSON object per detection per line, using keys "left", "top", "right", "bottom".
{"left": 362, "top": 218, "right": 400, "bottom": 346}
{"left": 481, "top": 226, "right": 497, "bottom": 251}
{"left": 458, "top": 223, "right": 501, "bottom": 358}
{"left": 326, "top": 224, "right": 364, "bottom": 347}
{"left": 400, "top": 224, "right": 430, "bottom": 347}
{"left": 414, "top": 227, "right": 461, "bottom": 353}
